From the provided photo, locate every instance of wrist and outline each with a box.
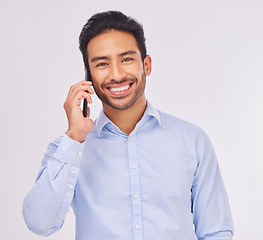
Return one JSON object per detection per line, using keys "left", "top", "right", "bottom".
{"left": 65, "top": 130, "right": 86, "bottom": 143}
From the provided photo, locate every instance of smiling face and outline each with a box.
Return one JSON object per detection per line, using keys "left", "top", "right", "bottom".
{"left": 87, "top": 30, "right": 151, "bottom": 111}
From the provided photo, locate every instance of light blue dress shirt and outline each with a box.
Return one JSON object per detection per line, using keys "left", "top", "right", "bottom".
{"left": 23, "top": 102, "right": 234, "bottom": 240}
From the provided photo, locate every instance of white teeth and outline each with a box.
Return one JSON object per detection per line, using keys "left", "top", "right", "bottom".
{"left": 109, "top": 84, "right": 130, "bottom": 92}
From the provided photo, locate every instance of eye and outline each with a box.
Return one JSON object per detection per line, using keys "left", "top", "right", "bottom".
{"left": 96, "top": 62, "right": 108, "bottom": 68}
{"left": 122, "top": 58, "right": 133, "bottom": 63}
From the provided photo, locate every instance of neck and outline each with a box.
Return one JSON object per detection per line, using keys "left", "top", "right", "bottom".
{"left": 102, "top": 96, "right": 147, "bottom": 135}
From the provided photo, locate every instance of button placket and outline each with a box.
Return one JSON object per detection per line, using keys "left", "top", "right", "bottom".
{"left": 127, "top": 135, "right": 143, "bottom": 239}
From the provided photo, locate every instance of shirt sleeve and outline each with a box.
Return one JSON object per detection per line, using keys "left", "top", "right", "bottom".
{"left": 23, "top": 134, "right": 85, "bottom": 236}
{"left": 192, "top": 129, "right": 234, "bottom": 240}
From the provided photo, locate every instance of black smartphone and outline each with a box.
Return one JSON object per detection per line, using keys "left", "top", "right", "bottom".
{"left": 82, "top": 70, "right": 90, "bottom": 117}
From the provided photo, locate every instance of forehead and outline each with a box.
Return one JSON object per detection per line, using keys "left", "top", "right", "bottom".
{"left": 87, "top": 30, "right": 140, "bottom": 60}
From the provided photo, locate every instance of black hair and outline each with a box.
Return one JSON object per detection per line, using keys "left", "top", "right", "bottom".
{"left": 79, "top": 11, "right": 147, "bottom": 75}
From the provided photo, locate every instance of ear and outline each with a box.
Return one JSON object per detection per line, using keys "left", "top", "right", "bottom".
{"left": 143, "top": 55, "right": 152, "bottom": 76}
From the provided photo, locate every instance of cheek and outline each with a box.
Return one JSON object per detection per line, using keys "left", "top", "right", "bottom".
{"left": 137, "top": 61, "right": 145, "bottom": 75}
{"left": 91, "top": 71, "right": 107, "bottom": 87}
{"left": 126, "top": 62, "right": 144, "bottom": 77}
{"left": 137, "top": 65, "right": 145, "bottom": 79}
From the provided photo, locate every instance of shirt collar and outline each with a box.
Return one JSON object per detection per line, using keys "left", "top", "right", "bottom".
{"left": 95, "top": 100, "right": 161, "bottom": 137}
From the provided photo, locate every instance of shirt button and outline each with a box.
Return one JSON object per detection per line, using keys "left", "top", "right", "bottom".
{"left": 128, "top": 136, "right": 133, "bottom": 141}
{"left": 131, "top": 164, "right": 136, "bottom": 169}
{"left": 70, "top": 185, "right": 74, "bottom": 189}
{"left": 133, "top": 193, "right": 139, "bottom": 199}
{"left": 135, "top": 224, "right": 141, "bottom": 230}
{"left": 78, "top": 152, "right": 83, "bottom": 157}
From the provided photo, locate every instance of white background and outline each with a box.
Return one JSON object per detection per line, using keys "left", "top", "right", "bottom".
{"left": 1, "top": 0, "right": 262, "bottom": 239}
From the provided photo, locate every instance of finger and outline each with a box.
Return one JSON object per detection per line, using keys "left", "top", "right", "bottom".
{"left": 73, "top": 91, "right": 92, "bottom": 106}
{"left": 70, "top": 85, "right": 94, "bottom": 99}
{"left": 86, "top": 106, "right": 91, "bottom": 118}
{"left": 83, "top": 91, "right": 93, "bottom": 104}
{"left": 82, "top": 85, "right": 94, "bottom": 94}
{"left": 80, "top": 79, "right": 93, "bottom": 85}
{"left": 79, "top": 80, "right": 93, "bottom": 89}
{"left": 68, "top": 80, "right": 93, "bottom": 95}
{"left": 75, "top": 80, "right": 93, "bottom": 87}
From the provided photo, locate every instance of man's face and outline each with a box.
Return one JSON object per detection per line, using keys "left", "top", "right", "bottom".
{"left": 87, "top": 30, "right": 151, "bottom": 111}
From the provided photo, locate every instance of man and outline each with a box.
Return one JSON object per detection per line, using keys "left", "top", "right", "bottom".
{"left": 23, "top": 11, "right": 234, "bottom": 240}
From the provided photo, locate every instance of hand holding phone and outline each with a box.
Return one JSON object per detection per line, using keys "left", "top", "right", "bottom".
{"left": 64, "top": 70, "right": 94, "bottom": 143}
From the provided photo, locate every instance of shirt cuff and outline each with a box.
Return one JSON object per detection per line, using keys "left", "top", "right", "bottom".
{"left": 53, "top": 133, "right": 86, "bottom": 167}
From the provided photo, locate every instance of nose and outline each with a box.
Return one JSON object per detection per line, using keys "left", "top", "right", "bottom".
{"left": 108, "top": 63, "right": 126, "bottom": 82}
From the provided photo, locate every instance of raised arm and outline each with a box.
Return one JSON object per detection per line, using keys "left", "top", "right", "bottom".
{"left": 23, "top": 80, "right": 94, "bottom": 235}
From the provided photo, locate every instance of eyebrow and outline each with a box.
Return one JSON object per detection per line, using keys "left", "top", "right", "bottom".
{"left": 90, "top": 56, "right": 108, "bottom": 63}
{"left": 119, "top": 50, "right": 137, "bottom": 57}
{"left": 90, "top": 50, "right": 138, "bottom": 63}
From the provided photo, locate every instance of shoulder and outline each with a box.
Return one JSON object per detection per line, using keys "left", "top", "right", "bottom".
{"left": 157, "top": 110, "right": 215, "bottom": 160}
{"left": 157, "top": 110, "right": 213, "bottom": 146}
{"left": 157, "top": 110, "right": 203, "bottom": 135}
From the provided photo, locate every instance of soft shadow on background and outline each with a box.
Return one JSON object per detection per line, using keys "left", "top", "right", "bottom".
{"left": 0, "top": 0, "right": 262, "bottom": 239}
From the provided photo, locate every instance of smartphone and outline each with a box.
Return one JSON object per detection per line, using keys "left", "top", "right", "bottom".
{"left": 82, "top": 69, "right": 90, "bottom": 117}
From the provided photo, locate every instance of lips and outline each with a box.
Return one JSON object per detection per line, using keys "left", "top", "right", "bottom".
{"left": 105, "top": 81, "right": 134, "bottom": 96}
{"left": 109, "top": 83, "right": 131, "bottom": 92}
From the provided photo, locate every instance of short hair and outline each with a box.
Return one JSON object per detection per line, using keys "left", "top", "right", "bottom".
{"left": 79, "top": 11, "right": 147, "bottom": 75}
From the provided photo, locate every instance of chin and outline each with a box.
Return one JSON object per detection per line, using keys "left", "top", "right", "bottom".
{"left": 106, "top": 101, "right": 136, "bottom": 111}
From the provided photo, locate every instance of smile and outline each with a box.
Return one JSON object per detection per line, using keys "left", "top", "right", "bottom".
{"left": 109, "top": 84, "right": 131, "bottom": 92}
